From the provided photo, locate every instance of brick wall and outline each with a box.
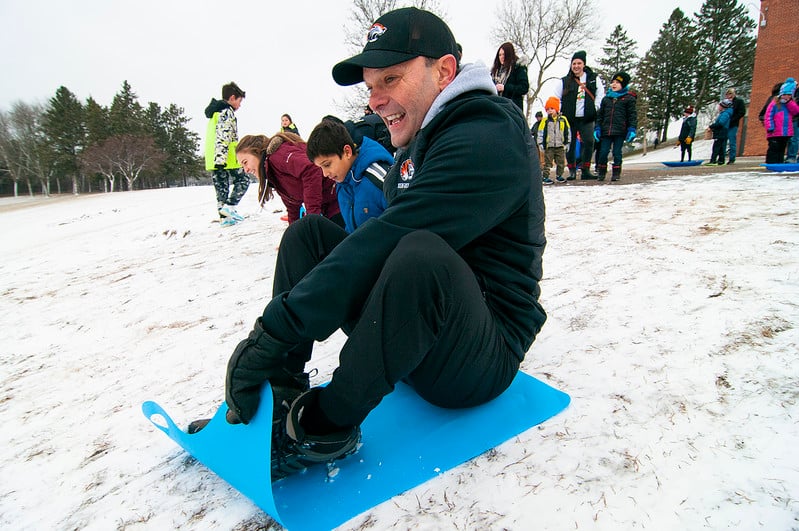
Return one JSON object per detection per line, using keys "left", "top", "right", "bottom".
{"left": 744, "top": 0, "right": 798, "bottom": 156}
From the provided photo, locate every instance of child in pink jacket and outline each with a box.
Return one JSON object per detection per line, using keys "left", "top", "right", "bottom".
{"left": 764, "top": 77, "right": 799, "bottom": 163}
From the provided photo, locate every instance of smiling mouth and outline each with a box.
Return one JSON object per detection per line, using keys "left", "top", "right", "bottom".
{"left": 383, "top": 112, "right": 405, "bottom": 127}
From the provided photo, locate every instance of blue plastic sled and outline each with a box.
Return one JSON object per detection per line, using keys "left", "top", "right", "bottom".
{"left": 662, "top": 160, "right": 704, "bottom": 167}
{"left": 762, "top": 163, "right": 799, "bottom": 172}
{"left": 142, "top": 372, "right": 570, "bottom": 530}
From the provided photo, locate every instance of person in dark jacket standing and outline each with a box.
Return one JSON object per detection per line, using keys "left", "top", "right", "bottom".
{"left": 553, "top": 50, "right": 604, "bottom": 180}
{"left": 724, "top": 88, "right": 745, "bottom": 164}
{"left": 190, "top": 7, "right": 546, "bottom": 481}
{"left": 280, "top": 114, "right": 301, "bottom": 137}
{"left": 593, "top": 71, "right": 637, "bottom": 181}
{"left": 678, "top": 106, "right": 697, "bottom": 162}
{"left": 490, "top": 42, "right": 529, "bottom": 113}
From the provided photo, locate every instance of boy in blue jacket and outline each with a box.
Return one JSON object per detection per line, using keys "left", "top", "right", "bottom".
{"left": 306, "top": 118, "right": 393, "bottom": 233}
{"left": 706, "top": 98, "right": 734, "bottom": 166}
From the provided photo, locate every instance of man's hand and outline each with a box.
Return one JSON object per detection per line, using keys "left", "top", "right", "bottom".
{"left": 225, "top": 318, "right": 293, "bottom": 424}
{"left": 686, "top": 137, "right": 692, "bottom": 145}
{"left": 593, "top": 128, "right": 600, "bottom": 142}
{"left": 625, "top": 129, "right": 637, "bottom": 143}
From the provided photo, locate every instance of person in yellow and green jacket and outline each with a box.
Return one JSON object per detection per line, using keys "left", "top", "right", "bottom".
{"left": 205, "top": 82, "right": 249, "bottom": 226}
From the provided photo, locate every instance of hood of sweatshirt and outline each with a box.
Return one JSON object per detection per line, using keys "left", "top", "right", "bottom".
{"left": 204, "top": 98, "right": 230, "bottom": 119}
{"left": 421, "top": 62, "right": 497, "bottom": 129}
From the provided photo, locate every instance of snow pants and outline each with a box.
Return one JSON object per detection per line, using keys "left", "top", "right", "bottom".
{"left": 272, "top": 215, "right": 521, "bottom": 427}
{"left": 212, "top": 168, "right": 250, "bottom": 207}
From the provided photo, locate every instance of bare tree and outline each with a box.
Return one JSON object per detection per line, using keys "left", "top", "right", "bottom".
{"left": 492, "top": 0, "right": 596, "bottom": 122}
{"left": 80, "top": 135, "right": 165, "bottom": 192}
{"left": 338, "top": 0, "right": 445, "bottom": 119}
{"left": 0, "top": 102, "right": 52, "bottom": 197}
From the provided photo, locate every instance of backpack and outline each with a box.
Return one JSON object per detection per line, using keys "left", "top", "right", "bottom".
{"left": 345, "top": 115, "right": 395, "bottom": 155}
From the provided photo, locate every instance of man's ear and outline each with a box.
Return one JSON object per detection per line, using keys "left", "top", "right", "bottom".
{"left": 436, "top": 54, "right": 458, "bottom": 89}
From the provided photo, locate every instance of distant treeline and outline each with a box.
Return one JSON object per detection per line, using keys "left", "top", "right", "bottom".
{"left": 0, "top": 81, "right": 204, "bottom": 197}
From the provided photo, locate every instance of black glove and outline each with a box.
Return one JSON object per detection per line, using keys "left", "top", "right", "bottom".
{"left": 225, "top": 318, "right": 294, "bottom": 424}
{"left": 214, "top": 163, "right": 226, "bottom": 170}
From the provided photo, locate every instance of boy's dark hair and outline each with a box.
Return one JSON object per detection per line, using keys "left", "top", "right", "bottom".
{"left": 306, "top": 119, "right": 356, "bottom": 161}
{"left": 222, "top": 82, "right": 246, "bottom": 100}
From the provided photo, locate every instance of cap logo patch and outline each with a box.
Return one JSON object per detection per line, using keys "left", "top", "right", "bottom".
{"left": 367, "top": 23, "right": 387, "bottom": 43}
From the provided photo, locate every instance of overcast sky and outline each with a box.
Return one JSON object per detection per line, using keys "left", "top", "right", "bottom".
{"left": 2, "top": 0, "right": 747, "bottom": 141}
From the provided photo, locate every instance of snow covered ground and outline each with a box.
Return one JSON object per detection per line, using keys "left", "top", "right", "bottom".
{"left": 1, "top": 160, "right": 798, "bottom": 530}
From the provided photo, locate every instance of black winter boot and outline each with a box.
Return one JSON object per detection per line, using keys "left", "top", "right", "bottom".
{"left": 611, "top": 164, "right": 622, "bottom": 181}
{"left": 567, "top": 164, "right": 577, "bottom": 180}
{"left": 271, "top": 388, "right": 361, "bottom": 481}
{"left": 580, "top": 162, "right": 598, "bottom": 180}
{"left": 596, "top": 163, "right": 608, "bottom": 181}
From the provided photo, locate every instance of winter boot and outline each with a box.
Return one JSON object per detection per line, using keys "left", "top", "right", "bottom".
{"left": 611, "top": 164, "right": 622, "bottom": 181}
{"left": 567, "top": 164, "right": 577, "bottom": 180}
{"left": 580, "top": 162, "right": 598, "bottom": 180}
{"left": 596, "top": 163, "right": 608, "bottom": 181}
{"left": 271, "top": 388, "right": 361, "bottom": 481}
{"left": 219, "top": 205, "right": 244, "bottom": 221}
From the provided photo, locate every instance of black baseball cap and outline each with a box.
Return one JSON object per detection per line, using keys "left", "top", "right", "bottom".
{"left": 332, "top": 7, "right": 459, "bottom": 86}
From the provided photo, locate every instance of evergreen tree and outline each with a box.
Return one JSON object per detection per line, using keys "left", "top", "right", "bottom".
{"left": 84, "top": 97, "right": 111, "bottom": 147}
{"left": 159, "top": 104, "right": 201, "bottom": 187}
{"left": 596, "top": 25, "right": 639, "bottom": 85}
{"left": 637, "top": 8, "right": 696, "bottom": 142}
{"left": 43, "top": 86, "right": 85, "bottom": 195}
{"left": 109, "top": 80, "right": 144, "bottom": 137}
{"left": 691, "top": 0, "right": 756, "bottom": 109}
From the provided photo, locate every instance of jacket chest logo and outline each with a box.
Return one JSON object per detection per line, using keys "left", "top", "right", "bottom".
{"left": 398, "top": 158, "right": 415, "bottom": 189}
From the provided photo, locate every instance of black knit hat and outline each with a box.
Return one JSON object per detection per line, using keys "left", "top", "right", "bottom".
{"left": 332, "top": 8, "right": 459, "bottom": 86}
{"left": 571, "top": 50, "right": 587, "bottom": 63}
{"left": 612, "top": 71, "right": 630, "bottom": 88}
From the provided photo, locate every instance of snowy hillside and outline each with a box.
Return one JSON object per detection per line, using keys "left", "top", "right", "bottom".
{"left": 1, "top": 167, "right": 797, "bottom": 530}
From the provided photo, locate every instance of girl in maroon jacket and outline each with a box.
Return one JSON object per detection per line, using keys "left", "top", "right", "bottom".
{"left": 236, "top": 133, "right": 343, "bottom": 226}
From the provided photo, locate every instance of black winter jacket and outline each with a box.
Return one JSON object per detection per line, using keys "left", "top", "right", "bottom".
{"left": 596, "top": 90, "right": 637, "bottom": 137}
{"left": 498, "top": 64, "right": 530, "bottom": 112}
{"left": 679, "top": 116, "right": 697, "bottom": 142}
{"left": 261, "top": 69, "right": 547, "bottom": 360}
{"left": 729, "top": 97, "right": 746, "bottom": 128}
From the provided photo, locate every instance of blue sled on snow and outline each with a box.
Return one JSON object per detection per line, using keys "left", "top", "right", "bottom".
{"left": 661, "top": 160, "right": 704, "bottom": 167}
{"left": 761, "top": 163, "right": 799, "bottom": 172}
{"left": 142, "top": 372, "right": 570, "bottom": 531}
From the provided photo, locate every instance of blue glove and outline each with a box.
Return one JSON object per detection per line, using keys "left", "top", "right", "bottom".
{"left": 593, "top": 128, "right": 600, "bottom": 142}
{"left": 625, "top": 129, "right": 637, "bottom": 143}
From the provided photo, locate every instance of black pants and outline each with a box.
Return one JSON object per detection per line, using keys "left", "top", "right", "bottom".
{"left": 273, "top": 215, "right": 520, "bottom": 427}
{"left": 710, "top": 138, "right": 728, "bottom": 164}
{"left": 766, "top": 137, "right": 789, "bottom": 163}
{"left": 567, "top": 117, "right": 596, "bottom": 168}
{"left": 680, "top": 141, "right": 692, "bottom": 161}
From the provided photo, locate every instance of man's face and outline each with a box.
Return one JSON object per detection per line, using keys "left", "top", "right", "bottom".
{"left": 547, "top": 107, "right": 557, "bottom": 117}
{"left": 313, "top": 146, "right": 354, "bottom": 183}
{"left": 363, "top": 56, "right": 447, "bottom": 149}
{"left": 610, "top": 79, "right": 622, "bottom": 92}
{"left": 571, "top": 59, "right": 585, "bottom": 77}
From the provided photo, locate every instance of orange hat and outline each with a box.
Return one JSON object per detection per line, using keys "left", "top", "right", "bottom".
{"left": 545, "top": 96, "right": 561, "bottom": 112}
